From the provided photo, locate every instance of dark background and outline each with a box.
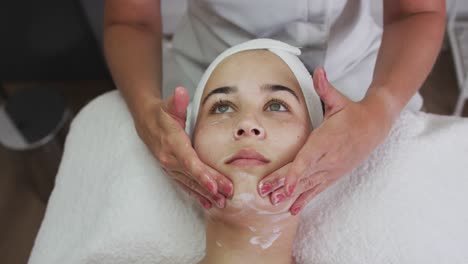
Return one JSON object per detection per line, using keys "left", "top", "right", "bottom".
{"left": 0, "top": 0, "right": 109, "bottom": 81}
{"left": 0, "top": 2, "right": 114, "bottom": 263}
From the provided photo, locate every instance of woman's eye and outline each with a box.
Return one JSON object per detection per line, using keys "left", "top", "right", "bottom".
{"left": 214, "top": 104, "right": 233, "bottom": 114}
{"left": 267, "top": 102, "right": 288, "bottom": 112}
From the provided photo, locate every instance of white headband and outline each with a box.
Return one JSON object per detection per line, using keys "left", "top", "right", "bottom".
{"left": 185, "top": 38, "right": 323, "bottom": 137}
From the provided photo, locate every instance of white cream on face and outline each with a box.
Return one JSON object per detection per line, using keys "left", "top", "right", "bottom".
{"left": 206, "top": 167, "right": 298, "bottom": 220}
{"left": 204, "top": 184, "right": 292, "bottom": 250}
{"left": 249, "top": 226, "right": 283, "bottom": 249}
{"left": 229, "top": 192, "right": 255, "bottom": 209}
{"left": 237, "top": 193, "right": 255, "bottom": 202}
{"left": 195, "top": 51, "right": 308, "bottom": 253}
{"left": 271, "top": 212, "right": 290, "bottom": 223}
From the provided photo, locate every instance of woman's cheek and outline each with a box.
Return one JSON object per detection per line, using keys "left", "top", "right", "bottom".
{"left": 269, "top": 121, "right": 309, "bottom": 158}
{"left": 194, "top": 124, "right": 229, "bottom": 165}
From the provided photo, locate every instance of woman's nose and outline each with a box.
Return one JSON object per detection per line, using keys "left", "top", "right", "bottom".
{"left": 234, "top": 119, "right": 265, "bottom": 140}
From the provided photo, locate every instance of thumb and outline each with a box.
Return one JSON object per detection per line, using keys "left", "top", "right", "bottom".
{"left": 167, "top": 86, "right": 190, "bottom": 126}
{"left": 313, "top": 67, "right": 347, "bottom": 119}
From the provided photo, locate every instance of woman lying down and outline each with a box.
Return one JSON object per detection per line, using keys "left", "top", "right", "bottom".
{"left": 28, "top": 38, "right": 468, "bottom": 264}
{"left": 184, "top": 39, "right": 324, "bottom": 264}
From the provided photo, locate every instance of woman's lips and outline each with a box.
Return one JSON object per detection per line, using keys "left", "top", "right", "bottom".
{"left": 226, "top": 149, "right": 270, "bottom": 167}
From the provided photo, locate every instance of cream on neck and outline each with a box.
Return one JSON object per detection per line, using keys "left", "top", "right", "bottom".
{"left": 199, "top": 172, "right": 300, "bottom": 264}
{"left": 200, "top": 214, "right": 298, "bottom": 264}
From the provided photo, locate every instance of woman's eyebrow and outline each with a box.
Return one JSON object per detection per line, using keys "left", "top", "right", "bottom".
{"left": 261, "top": 84, "right": 299, "bottom": 102}
{"left": 202, "top": 86, "right": 238, "bottom": 105}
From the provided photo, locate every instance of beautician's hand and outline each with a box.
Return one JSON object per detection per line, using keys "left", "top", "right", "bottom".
{"left": 258, "top": 67, "right": 394, "bottom": 215}
{"left": 135, "top": 86, "right": 233, "bottom": 209}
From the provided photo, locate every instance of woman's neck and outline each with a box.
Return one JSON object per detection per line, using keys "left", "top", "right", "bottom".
{"left": 199, "top": 212, "right": 299, "bottom": 264}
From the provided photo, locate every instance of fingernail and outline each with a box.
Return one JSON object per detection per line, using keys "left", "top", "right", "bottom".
{"left": 278, "top": 177, "right": 286, "bottom": 186}
{"left": 291, "top": 206, "right": 302, "bottom": 216}
{"left": 286, "top": 184, "right": 296, "bottom": 197}
{"left": 272, "top": 193, "right": 285, "bottom": 205}
{"left": 260, "top": 182, "right": 272, "bottom": 197}
{"left": 223, "top": 183, "right": 233, "bottom": 197}
{"left": 213, "top": 195, "right": 225, "bottom": 208}
{"left": 206, "top": 181, "right": 216, "bottom": 195}
{"left": 200, "top": 199, "right": 212, "bottom": 210}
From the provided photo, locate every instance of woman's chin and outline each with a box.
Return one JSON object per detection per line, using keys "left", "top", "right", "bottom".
{"left": 205, "top": 177, "right": 294, "bottom": 225}
{"left": 206, "top": 195, "right": 294, "bottom": 228}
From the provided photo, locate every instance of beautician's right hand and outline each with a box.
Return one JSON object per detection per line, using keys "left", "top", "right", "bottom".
{"left": 135, "top": 86, "right": 233, "bottom": 209}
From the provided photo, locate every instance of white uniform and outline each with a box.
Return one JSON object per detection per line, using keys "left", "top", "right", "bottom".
{"left": 169, "top": 0, "right": 423, "bottom": 110}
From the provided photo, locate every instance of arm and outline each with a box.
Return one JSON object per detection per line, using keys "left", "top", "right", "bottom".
{"left": 365, "top": 0, "right": 446, "bottom": 123}
{"left": 103, "top": 0, "right": 233, "bottom": 208}
{"left": 103, "top": 0, "right": 163, "bottom": 119}
{"left": 258, "top": 0, "right": 446, "bottom": 214}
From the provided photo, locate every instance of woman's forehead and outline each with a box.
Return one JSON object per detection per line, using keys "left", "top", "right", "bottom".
{"left": 202, "top": 50, "right": 302, "bottom": 97}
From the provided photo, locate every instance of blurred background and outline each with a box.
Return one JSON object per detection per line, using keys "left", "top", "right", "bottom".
{"left": 0, "top": 0, "right": 467, "bottom": 263}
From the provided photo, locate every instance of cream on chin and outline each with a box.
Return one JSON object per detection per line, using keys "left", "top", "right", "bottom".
{"left": 206, "top": 171, "right": 296, "bottom": 222}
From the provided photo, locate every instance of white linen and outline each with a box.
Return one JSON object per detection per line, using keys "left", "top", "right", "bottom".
{"left": 29, "top": 91, "right": 468, "bottom": 264}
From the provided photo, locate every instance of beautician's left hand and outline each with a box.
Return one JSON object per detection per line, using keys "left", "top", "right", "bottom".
{"left": 258, "top": 67, "right": 395, "bottom": 215}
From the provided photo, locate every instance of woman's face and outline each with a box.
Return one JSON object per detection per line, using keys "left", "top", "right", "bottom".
{"left": 193, "top": 50, "right": 312, "bottom": 218}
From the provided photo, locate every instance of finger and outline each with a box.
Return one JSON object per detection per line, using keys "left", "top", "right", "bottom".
{"left": 283, "top": 150, "right": 319, "bottom": 197}
{"left": 157, "top": 153, "right": 179, "bottom": 171}
{"left": 169, "top": 131, "right": 234, "bottom": 198}
{"left": 169, "top": 132, "right": 219, "bottom": 195}
{"left": 282, "top": 129, "right": 332, "bottom": 198}
{"left": 163, "top": 124, "right": 233, "bottom": 198}
{"left": 271, "top": 169, "right": 327, "bottom": 206}
{"left": 204, "top": 165, "right": 234, "bottom": 199}
{"left": 295, "top": 170, "right": 328, "bottom": 194}
{"left": 165, "top": 86, "right": 190, "bottom": 127}
{"left": 173, "top": 180, "right": 212, "bottom": 210}
{"left": 257, "top": 163, "right": 290, "bottom": 197}
{"left": 270, "top": 187, "right": 289, "bottom": 206}
{"left": 289, "top": 181, "right": 329, "bottom": 216}
{"left": 171, "top": 171, "right": 226, "bottom": 208}
{"left": 312, "top": 67, "right": 346, "bottom": 118}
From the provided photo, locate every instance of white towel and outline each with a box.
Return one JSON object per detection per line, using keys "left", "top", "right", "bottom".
{"left": 29, "top": 91, "right": 468, "bottom": 264}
